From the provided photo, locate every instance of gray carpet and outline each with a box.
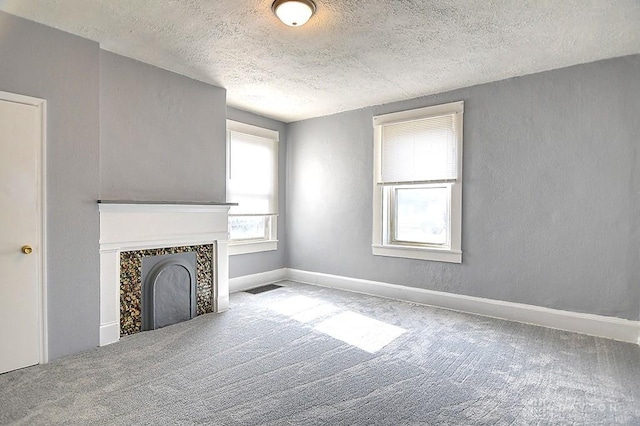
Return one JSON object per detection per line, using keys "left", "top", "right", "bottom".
{"left": 1, "top": 281, "right": 639, "bottom": 425}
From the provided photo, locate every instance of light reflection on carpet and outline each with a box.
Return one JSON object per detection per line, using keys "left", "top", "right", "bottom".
{"left": 270, "top": 295, "right": 406, "bottom": 353}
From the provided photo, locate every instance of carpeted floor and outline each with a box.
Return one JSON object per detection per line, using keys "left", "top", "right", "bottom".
{"left": 1, "top": 281, "right": 639, "bottom": 425}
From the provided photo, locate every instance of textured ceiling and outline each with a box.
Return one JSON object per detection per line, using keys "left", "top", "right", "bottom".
{"left": 1, "top": 0, "right": 639, "bottom": 122}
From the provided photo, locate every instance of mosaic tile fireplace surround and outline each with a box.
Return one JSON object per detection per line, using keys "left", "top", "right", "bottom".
{"left": 120, "top": 245, "right": 212, "bottom": 336}
{"left": 98, "top": 201, "right": 233, "bottom": 346}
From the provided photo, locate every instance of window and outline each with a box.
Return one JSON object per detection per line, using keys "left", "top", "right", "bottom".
{"left": 227, "top": 120, "right": 279, "bottom": 255}
{"left": 372, "top": 101, "right": 463, "bottom": 263}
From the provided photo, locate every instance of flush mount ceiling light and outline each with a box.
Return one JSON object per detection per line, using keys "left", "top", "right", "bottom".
{"left": 272, "top": 0, "right": 317, "bottom": 27}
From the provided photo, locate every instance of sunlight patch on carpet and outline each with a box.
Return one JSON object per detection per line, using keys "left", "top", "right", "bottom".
{"left": 314, "top": 311, "right": 407, "bottom": 353}
{"left": 269, "top": 295, "right": 339, "bottom": 323}
{"left": 269, "top": 295, "right": 406, "bottom": 352}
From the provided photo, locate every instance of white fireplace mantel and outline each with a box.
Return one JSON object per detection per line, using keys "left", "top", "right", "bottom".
{"left": 98, "top": 201, "right": 233, "bottom": 346}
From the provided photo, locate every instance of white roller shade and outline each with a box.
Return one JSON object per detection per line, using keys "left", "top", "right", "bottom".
{"left": 228, "top": 131, "right": 277, "bottom": 216}
{"left": 380, "top": 113, "right": 458, "bottom": 184}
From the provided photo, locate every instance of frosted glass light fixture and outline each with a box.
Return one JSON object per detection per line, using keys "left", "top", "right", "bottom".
{"left": 272, "top": 0, "right": 316, "bottom": 27}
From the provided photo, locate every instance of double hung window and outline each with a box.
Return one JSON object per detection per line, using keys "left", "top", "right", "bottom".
{"left": 372, "top": 101, "right": 463, "bottom": 263}
{"left": 226, "top": 120, "right": 278, "bottom": 255}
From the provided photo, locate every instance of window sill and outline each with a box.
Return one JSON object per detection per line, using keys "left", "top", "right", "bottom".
{"left": 372, "top": 244, "right": 461, "bottom": 264}
{"left": 229, "top": 240, "right": 278, "bottom": 256}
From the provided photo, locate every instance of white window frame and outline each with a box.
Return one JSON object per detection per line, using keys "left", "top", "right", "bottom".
{"left": 226, "top": 120, "right": 279, "bottom": 256}
{"left": 372, "top": 101, "right": 463, "bottom": 263}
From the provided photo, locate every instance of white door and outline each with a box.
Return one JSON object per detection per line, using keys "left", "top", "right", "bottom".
{"left": 0, "top": 95, "right": 43, "bottom": 374}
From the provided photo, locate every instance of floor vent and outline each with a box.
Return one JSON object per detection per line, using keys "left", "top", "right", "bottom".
{"left": 244, "top": 284, "right": 283, "bottom": 294}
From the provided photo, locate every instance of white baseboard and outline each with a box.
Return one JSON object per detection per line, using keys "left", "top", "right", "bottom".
{"left": 286, "top": 268, "right": 640, "bottom": 345}
{"left": 229, "top": 268, "right": 288, "bottom": 293}
{"left": 100, "top": 322, "right": 120, "bottom": 346}
{"left": 214, "top": 295, "right": 230, "bottom": 313}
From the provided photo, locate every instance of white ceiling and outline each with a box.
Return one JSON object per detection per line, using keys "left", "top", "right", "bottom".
{"left": 1, "top": 0, "right": 639, "bottom": 123}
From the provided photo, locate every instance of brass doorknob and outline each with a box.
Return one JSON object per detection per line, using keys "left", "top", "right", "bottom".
{"left": 21, "top": 245, "right": 33, "bottom": 255}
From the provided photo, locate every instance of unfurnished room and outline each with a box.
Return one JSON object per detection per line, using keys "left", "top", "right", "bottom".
{"left": 0, "top": 1, "right": 639, "bottom": 424}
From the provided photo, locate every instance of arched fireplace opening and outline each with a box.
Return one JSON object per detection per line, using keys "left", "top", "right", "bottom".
{"left": 141, "top": 252, "right": 197, "bottom": 331}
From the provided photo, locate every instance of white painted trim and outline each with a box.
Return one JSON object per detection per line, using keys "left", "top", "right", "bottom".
{"left": 373, "top": 100, "right": 464, "bottom": 126}
{"left": 227, "top": 119, "right": 280, "bottom": 141}
{"left": 98, "top": 203, "right": 232, "bottom": 214}
{"left": 99, "top": 233, "right": 229, "bottom": 252}
{"left": 100, "top": 322, "right": 120, "bottom": 347}
{"left": 372, "top": 244, "right": 462, "bottom": 263}
{"left": 215, "top": 240, "right": 230, "bottom": 312}
{"left": 39, "top": 98, "right": 48, "bottom": 364}
{"left": 285, "top": 269, "right": 640, "bottom": 345}
{"left": 229, "top": 240, "right": 278, "bottom": 255}
{"left": 229, "top": 268, "right": 288, "bottom": 293}
{"left": 0, "top": 91, "right": 48, "bottom": 364}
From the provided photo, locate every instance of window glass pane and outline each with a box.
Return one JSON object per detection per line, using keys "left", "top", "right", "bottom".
{"left": 229, "top": 216, "right": 268, "bottom": 241}
{"left": 395, "top": 187, "right": 449, "bottom": 245}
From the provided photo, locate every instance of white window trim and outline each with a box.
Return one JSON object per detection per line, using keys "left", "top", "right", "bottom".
{"left": 372, "top": 101, "right": 463, "bottom": 264}
{"left": 226, "top": 120, "right": 279, "bottom": 256}
{"left": 228, "top": 120, "right": 279, "bottom": 140}
{"left": 228, "top": 240, "right": 278, "bottom": 255}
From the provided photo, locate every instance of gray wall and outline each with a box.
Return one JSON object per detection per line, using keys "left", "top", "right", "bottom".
{"left": 100, "top": 51, "right": 227, "bottom": 202}
{"left": 0, "top": 11, "right": 101, "bottom": 359}
{"left": 100, "top": 57, "right": 290, "bottom": 282}
{"left": 287, "top": 55, "right": 640, "bottom": 321}
{"left": 227, "top": 107, "right": 288, "bottom": 278}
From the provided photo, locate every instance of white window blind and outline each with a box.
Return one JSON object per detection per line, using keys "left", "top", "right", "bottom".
{"left": 380, "top": 113, "right": 458, "bottom": 184}
{"left": 228, "top": 131, "right": 277, "bottom": 216}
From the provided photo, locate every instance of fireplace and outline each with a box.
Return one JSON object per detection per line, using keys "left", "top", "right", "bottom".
{"left": 98, "top": 201, "right": 233, "bottom": 346}
{"left": 140, "top": 251, "right": 197, "bottom": 331}
{"left": 119, "top": 245, "right": 212, "bottom": 336}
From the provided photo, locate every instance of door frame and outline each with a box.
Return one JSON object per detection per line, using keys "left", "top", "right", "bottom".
{"left": 1, "top": 90, "right": 48, "bottom": 364}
